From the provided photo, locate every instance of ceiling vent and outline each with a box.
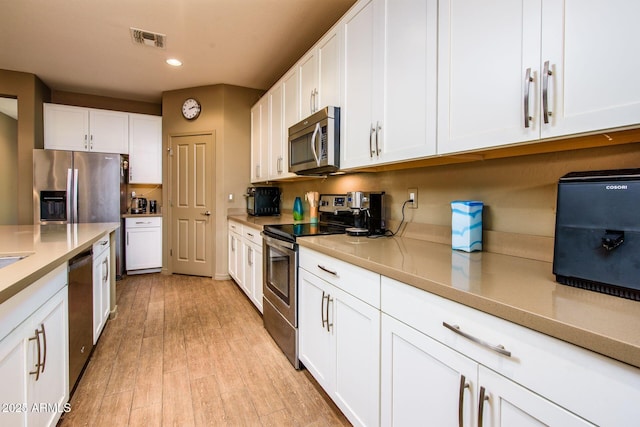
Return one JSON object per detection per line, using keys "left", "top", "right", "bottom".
{"left": 130, "top": 27, "right": 166, "bottom": 49}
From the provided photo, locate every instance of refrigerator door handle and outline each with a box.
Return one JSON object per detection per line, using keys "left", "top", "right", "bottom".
{"left": 72, "top": 168, "right": 79, "bottom": 223}
{"left": 66, "top": 168, "right": 73, "bottom": 223}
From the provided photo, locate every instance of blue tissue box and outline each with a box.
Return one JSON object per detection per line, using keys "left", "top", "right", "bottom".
{"left": 451, "top": 201, "right": 483, "bottom": 252}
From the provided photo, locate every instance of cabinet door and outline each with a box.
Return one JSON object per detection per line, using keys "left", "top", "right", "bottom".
{"left": 92, "top": 248, "right": 110, "bottom": 344}
{"left": 298, "top": 269, "right": 335, "bottom": 393}
{"left": 341, "top": 0, "right": 378, "bottom": 169}
{"left": 380, "top": 0, "right": 437, "bottom": 163}
{"left": 299, "top": 50, "right": 318, "bottom": 118}
{"left": 249, "top": 242, "right": 263, "bottom": 313}
{"left": 540, "top": 0, "right": 640, "bottom": 139}
{"left": 126, "top": 226, "right": 162, "bottom": 271}
{"left": 381, "top": 314, "right": 477, "bottom": 427}
{"left": 268, "top": 84, "right": 293, "bottom": 180}
{"left": 27, "top": 287, "right": 69, "bottom": 427}
{"left": 44, "top": 103, "right": 89, "bottom": 151}
{"left": 437, "top": 0, "right": 541, "bottom": 154}
{"left": 129, "top": 114, "right": 162, "bottom": 184}
{"left": 250, "top": 98, "right": 268, "bottom": 183}
{"left": 333, "top": 286, "right": 380, "bottom": 427}
{"left": 228, "top": 231, "right": 240, "bottom": 282}
{"left": 89, "top": 109, "right": 129, "bottom": 154}
{"left": 101, "top": 250, "right": 111, "bottom": 328}
{"left": 317, "top": 27, "right": 341, "bottom": 111}
{"left": 0, "top": 322, "right": 28, "bottom": 426}
{"left": 240, "top": 240, "right": 254, "bottom": 300}
{"left": 478, "top": 366, "right": 593, "bottom": 427}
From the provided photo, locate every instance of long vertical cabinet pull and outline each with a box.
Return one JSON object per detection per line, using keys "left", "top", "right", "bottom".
{"left": 542, "top": 60, "right": 553, "bottom": 124}
{"left": 458, "top": 375, "right": 470, "bottom": 427}
{"left": 321, "top": 291, "right": 327, "bottom": 328}
{"left": 477, "top": 386, "right": 489, "bottom": 427}
{"left": 523, "top": 68, "right": 534, "bottom": 128}
{"left": 28, "top": 324, "right": 46, "bottom": 380}
{"left": 375, "top": 121, "right": 382, "bottom": 155}
{"left": 369, "top": 125, "right": 376, "bottom": 157}
{"left": 248, "top": 247, "right": 253, "bottom": 266}
{"left": 326, "top": 295, "right": 333, "bottom": 332}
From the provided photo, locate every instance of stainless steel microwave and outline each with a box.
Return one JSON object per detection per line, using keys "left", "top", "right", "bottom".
{"left": 288, "top": 106, "right": 340, "bottom": 175}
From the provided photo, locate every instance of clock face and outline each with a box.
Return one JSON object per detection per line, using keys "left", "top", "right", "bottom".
{"left": 182, "top": 98, "right": 201, "bottom": 120}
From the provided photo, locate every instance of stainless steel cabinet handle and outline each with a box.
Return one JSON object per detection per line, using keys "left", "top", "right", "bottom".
{"left": 375, "top": 121, "right": 382, "bottom": 155}
{"left": 317, "top": 265, "right": 338, "bottom": 276}
{"left": 247, "top": 232, "right": 254, "bottom": 237}
{"left": 523, "top": 67, "right": 534, "bottom": 128}
{"left": 231, "top": 237, "right": 235, "bottom": 252}
{"left": 90, "top": 134, "right": 94, "bottom": 151}
{"left": 326, "top": 294, "right": 333, "bottom": 332}
{"left": 248, "top": 247, "right": 253, "bottom": 266}
{"left": 443, "top": 322, "right": 511, "bottom": 357}
{"left": 256, "top": 164, "right": 260, "bottom": 178}
{"left": 542, "top": 60, "right": 552, "bottom": 124}
{"left": 478, "top": 386, "right": 489, "bottom": 427}
{"left": 458, "top": 374, "right": 469, "bottom": 427}
{"left": 310, "top": 89, "right": 315, "bottom": 114}
{"left": 369, "top": 125, "right": 376, "bottom": 158}
{"left": 321, "top": 291, "right": 327, "bottom": 328}
{"left": 84, "top": 134, "right": 88, "bottom": 150}
{"left": 28, "top": 324, "right": 46, "bottom": 380}
{"left": 126, "top": 231, "right": 129, "bottom": 246}
{"left": 102, "top": 257, "right": 109, "bottom": 283}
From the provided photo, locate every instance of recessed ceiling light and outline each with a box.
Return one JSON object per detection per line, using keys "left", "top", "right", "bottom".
{"left": 166, "top": 58, "right": 182, "bottom": 67}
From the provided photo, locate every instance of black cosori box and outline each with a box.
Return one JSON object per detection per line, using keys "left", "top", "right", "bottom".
{"left": 553, "top": 168, "right": 640, "bottom": 301}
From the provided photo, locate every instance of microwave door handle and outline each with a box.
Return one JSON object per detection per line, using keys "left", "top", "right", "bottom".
{"left": 311, "top": 122, "right": 321, "bottom": 166}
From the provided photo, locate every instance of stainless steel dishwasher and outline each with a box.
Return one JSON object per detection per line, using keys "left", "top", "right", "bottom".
{"left": 68, "top": 249, "right": 93, "bottom": 392}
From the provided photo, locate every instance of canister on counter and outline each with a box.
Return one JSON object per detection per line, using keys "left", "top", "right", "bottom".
{"left": 451, "top": 200, "right": 483, "bottom": 252}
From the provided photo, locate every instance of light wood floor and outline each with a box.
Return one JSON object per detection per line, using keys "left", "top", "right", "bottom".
{"left": 59, "top": 273, "right": 351, "bottom": 426}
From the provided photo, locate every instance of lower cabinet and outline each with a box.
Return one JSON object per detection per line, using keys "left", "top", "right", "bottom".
{"left": 0, "top": 264, "right": 69, "bottom": 427}
{"left": 298, "top": 266, "right": 380, "bottom": 427}
{"left": 92, "top": 234, "right": 110, "bottom": 344}
{"left": 125, "top": 216, "right": 162, "bottom": 274}
{"left": 227, "top": 220, "right": 263, "bottom": 313}
{"left": 381, "top": 314, "right": 591, "bottom": 427}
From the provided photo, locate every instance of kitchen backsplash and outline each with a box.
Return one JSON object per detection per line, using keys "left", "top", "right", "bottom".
{"left": 277, "top": 142, "right": 640, "bottom": 239}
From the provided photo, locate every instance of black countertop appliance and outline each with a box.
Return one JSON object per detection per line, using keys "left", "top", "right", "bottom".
{"left": 553, "top": 168, "right": 640, "bottom": 300}
{"left": 246, "top": 186, "right": 281, "bottom": 216}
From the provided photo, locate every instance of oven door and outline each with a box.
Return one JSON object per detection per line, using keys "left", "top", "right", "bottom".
{"left": 262, "top": 234, "right": 297, "bottom": 327}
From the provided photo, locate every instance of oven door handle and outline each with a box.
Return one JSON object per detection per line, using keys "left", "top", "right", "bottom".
{"left": 262, "top": 233, "right": 296, "bottom": 251}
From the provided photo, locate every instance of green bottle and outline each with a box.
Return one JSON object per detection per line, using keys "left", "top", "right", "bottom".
{"left": 293, "top": 196, "right": 303, "bottom": 221}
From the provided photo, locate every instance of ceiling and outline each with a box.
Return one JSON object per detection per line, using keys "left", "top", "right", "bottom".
{"left": 0, "top": 0, "right": 356, "bottom": 103}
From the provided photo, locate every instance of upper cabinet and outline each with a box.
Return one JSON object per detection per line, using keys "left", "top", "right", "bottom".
{"left": 44, "top": 103, "right": 129, "bottom": 154}
{"left": 129, "top": 113, "right": 162, "bottom": 184}
{"left": 341, "top": 0, "right": 438, "bottom": 170}
{"left": 299, "top": 27, "right": 342, "bottom": 118}
{"left": 437, "top": 0, "right": 640, "bottom": 155}
{"left": 250, "top": 97, "right": 268, "bottom": 183}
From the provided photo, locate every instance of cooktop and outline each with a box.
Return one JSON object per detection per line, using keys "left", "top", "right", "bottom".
{"left": 263, "top": 222, "right": 347, "bottom": 243}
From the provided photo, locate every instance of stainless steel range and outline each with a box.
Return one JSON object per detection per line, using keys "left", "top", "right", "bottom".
{"left": 262, "top": 194, "right": 354, "bottom": 368}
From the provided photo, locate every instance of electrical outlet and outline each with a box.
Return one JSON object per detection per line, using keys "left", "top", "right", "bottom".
{"left": 408, "top": 188, "right": 418, "bottom": 209}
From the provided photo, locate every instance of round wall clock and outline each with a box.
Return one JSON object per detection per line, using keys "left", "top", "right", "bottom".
{"left": 182, "top": 98, "right": 201, "bottom": 120}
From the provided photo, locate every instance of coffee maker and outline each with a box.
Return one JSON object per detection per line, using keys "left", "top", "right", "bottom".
{"left": 345, "top": 191, "right": 386, "bottom": 236}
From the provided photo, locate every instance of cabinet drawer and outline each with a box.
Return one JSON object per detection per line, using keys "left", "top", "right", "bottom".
{"left": 300, "top": 247, "right": 380, "bottom": 308}
{"left": 243, "top": 226, "right": 262, "bottom": 245}
{"left": 92, "top": 233, "right": 110, "bottom": 257}
{"left": 381, "top": 276, "right": 640, "bottom": 427}
{"left": 125, "top": 216, "right": 161, "bottom": 228}
{"left": 228, "top": 220, "right": 243, "bottom": 235}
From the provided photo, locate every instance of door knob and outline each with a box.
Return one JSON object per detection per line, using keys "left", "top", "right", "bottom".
{"left": 202, "top": 210, "right": 211, "bottom": 216}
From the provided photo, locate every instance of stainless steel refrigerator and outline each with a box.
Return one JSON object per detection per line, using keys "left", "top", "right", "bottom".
{"left": 33, "top": 149, "right": 128, "bottom": 279}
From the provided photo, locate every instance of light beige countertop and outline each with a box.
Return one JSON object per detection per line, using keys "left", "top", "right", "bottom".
{"left": 228, "top": 214, "right": 295, "bottom": 229}
{"left": 297, "top": 233, "right": 640, "bottom": 369}
{"left": 0, "top": 223, "right": 120, "bottom": 305}
{"left": 122, "top": 213, "right": 163, "bottom": 218}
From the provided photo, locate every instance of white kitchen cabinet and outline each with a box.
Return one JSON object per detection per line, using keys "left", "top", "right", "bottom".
{"left": 381, "top": 276, "right": 639, "bottom": 427}
{"left": 341, "top": 0, "right": 437, "bottom": 170}
{"left": 299, "top": 26, "right": 342, "bottom": 118}
{"left": 266, "top": 81, "right": 296, "bottom": 180}
{"left": 125, "top": 216, "right": 162, "bottom": 274}
{"left": 250, "top": 97, "right": 269, "bottom": 183}
{"left": 298, "top": 248, "right": 380, "bottom": 427}
{"left": 242, "top": 228, "right": 263, "bottom": 313}
{"left": 437, "top": 0, "right": 640, "bottom": 155}
{"left": 0, "top": 264, "right": 69, "bottom": 427}
{"left": 381, "top": 314, "right": 478, "bottom": 426}
{"left": 227, "top": 220, "right": 243, "bottom": 284}
{"left": 128, "top": 113, "right": 162, "bottom": 184}
{"left": 92, "top": 234, "right": 110, "bottom": 344}
{"left": 44, "top": 103, "right": 128, "bottom": 154}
